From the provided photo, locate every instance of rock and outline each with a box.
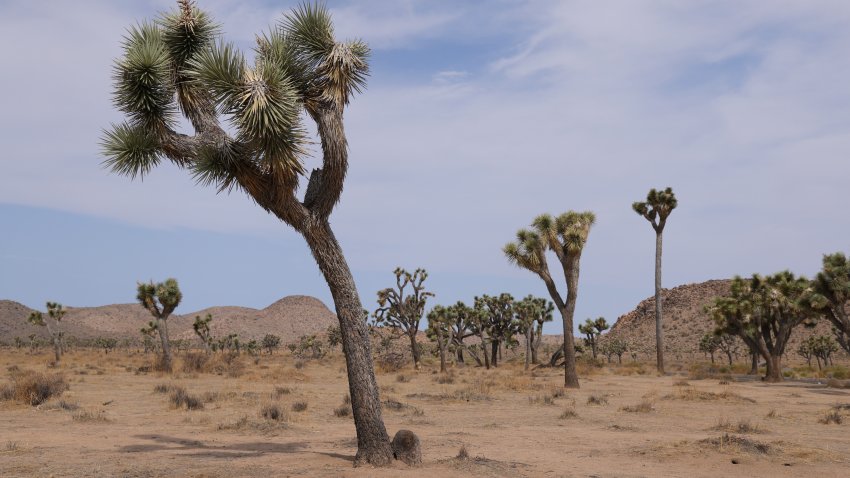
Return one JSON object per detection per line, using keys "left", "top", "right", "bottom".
{"left": 391, "top": 429, "right": 422, "bottom": 466}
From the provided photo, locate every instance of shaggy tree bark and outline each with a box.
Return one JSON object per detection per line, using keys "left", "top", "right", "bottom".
{"left": 156, "top": 318, "right": 172, "bottom": 369}
{"left": 654, "top": 230, "right": 665, "bottom": 373}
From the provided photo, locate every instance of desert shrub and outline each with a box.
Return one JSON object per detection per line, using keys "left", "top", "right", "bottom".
{"left": 153, "top": 383, "right": 173, "bottom": 394}
{"left": 700, "top": 434, "right": 772, "bottom": 454}
{"left": 529, "top": 394, "right": 556, "bottom": 406}
{"left": 587, "top": 393, "right": 608, "bottom": 406}
{"left": 293, "top": 360, "right": 305, "bottom": 370}
{"left": 72, "top": 410, "right": 110, "bottom": 423}
{"left": 273, "top": 386, "right": 293, "bottom": 398}
{"left": 766, "top": 409, "right": 778, "bottom": 418}
{"left": 260, "top": 403, "right": 286, "bottom": 421}
{"left": 0, "top": 370, "right": 68, "bottom": 406}
{"left": 620, "top": 400, "right": 653, "bottom": 413}
{"left": 377, "top": 352, "right": 405, "bottom": 373}
{"left": 153, "top": 354, "right": 172, "bottom": 373}
{"left": 334, "top": 405, "right": 351, "bottom": 417}
{"left": 435, "top": 373, "right": 455, "bottom": 384}
{"left": 169, "top": 386, "right": 203, "bottom": 410}
{"left": 664, "top": 388, "right": 755, "bottom": 403}
{"left": 714, "top": 418, "right": 760, "bottom": 433}
{"left": 453, "top": 380, "right": 493, "bottom": 401}
{"left": 559, "top": 407, "right": 578, "bottom": 419}
{"left": 181, "top": 352, "right": 208, "bottom": 373}
{"left": 456, "top": 445, "right": 469, "bottom": 460}
{"left": 396, "top": 374, "right": 410, "bottom": 383}
{"left": 291, "top": 400, "right": 308, "bottom": 412}
{"left": 819, "top": 410, "right": 843, "bottom": 424}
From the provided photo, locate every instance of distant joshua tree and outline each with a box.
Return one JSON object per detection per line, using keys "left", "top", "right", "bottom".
{"left": 474, "top": 293, "right": 516, "bottom": 368}
{"left": 137, "top": 278, "right": 182, "bottom": 370}
{"left": 632, "top": 187, "right": 678, "bottom": 374}
{"left": 140, "top": 321, "right": 159, "bottom": 354}
{"left": 101, "top": 0, "right": 393, "bottom": 463}
{"left": 425, "top": 305, "right": 452, "bottom": 373}
{"left": 578, "top": 317, "right": 609, "bottom": 360}
{"left": 262, "top": 334, "right": 282, "bottom": 355}
{"left": 192, "top": 313, "right": 214, "bottom": 352}
{"left": 374, "top": 268, "right": 433, "bottom": 370}
{"left": 504, "top": 211, "right": 596, "bottom": 388}
{"left": 446, "top": 301, "right": 478, "bottom": 366}
{"left": 514, "top": 296, "right": 552, "bottom": 370}
{"left": 807, "top": 252, "right": 850, "bottom": 354}
{"left": 27, "top": 301, "right": 67, "bottom": 363}
{"left": 698, "top": 333, "right": 720, "bottom": 364}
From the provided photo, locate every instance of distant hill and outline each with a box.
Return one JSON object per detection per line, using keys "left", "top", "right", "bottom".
{"left": 607, "top": 279, "right": 842, "bottom": 360}
{"left": 0, "top": 296, "right": 337, "bottom": 345}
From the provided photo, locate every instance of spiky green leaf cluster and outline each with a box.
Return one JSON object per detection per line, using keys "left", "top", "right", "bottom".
{"left": 101, "top": 123, "right": 161, "bottom": 179}
{"left": 137, "top": 278, "right": 183, "bottom": 319}
{"left": 633, "top": 187, "right": 677, "bottom": 230}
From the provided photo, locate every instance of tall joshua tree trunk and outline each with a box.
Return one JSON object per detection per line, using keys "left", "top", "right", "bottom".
{"left": 303, "top": 221, "right": 393, "bottom": 465}
{"left": 654, "top": 231, "right": 664, "bottom": 374}
{"left": 525, "top": 327, "right": 532, "bottom": 370}
{"left": 561, "top": 256, "right": 581, "bottom": 388}
{"left": 409, "top": 331, "right": 421, "bottom": 370}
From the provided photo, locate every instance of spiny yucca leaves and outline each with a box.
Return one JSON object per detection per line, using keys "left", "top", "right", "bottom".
{"left": 158, "top": 0, "right": 219, "bottom": 66}
{"left": 113, "top": 21, "right": 176, "bottom": 130}
{"left": 137, "top": 278, "right": 183, "bottom": 318}
{"left": 101, "top": 123, "right": 161, "bottom": 179}
{"left": 555, "top": 211, "right": 596, "bottom": 253}
{"left": 281, "top": 3, "right": 369, "bottom": 107}
{"left": 185, "top": 40, "right": 307, "bottom": 176}
{"left": 46, "top": 302, "right": 66, "bottom": 321}
{"left": 504, "top": 229, "right": 546, "bottom": 273}
{"left": 27, "top": 311, "right": 45, "bottom": 327}
{"left": 633, "top": 187, "right": 677, "bottom": 227}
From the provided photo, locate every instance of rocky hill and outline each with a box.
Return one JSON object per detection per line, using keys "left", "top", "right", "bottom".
{"left": 607, "top": 279, "right": 841, "bottom": 360}
{"left": 0, "top": 296, "right": 337, "bottom": 345}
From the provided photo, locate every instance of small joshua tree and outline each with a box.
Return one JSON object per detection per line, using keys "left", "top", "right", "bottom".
{"left": 632, "top": 187, "right": 677, "bottom": 374}
{"left": 137, "top": 278, "right": 182, "bottom": 370}
{"left": 426, "top": 305, "right": 452, "bottom": 373}
{"left": 27, "top": 302, "right": 67, "bottom": 363}
{"left": 374, "top": 268, "right": 433, "bottom": 370}
{"left": 95, "top": 337, "right": 118, "bottom": 354}
{"left": 474, "top": 294, "right": 516, "bottom": 368}
{"left": 445, "top": 301, "right": 478, "bottom": 365}
{"left": 578, "top": 317, "right": 609, "bottom": 360}
{"left": 811, "top": 335, "right": 838, "bottom": 369}
{"left": 140, "top": 321, "right": 159, "bottom": 354}
{"left": 715, "top": 333, "right": 740, "bottom": 366}
{"left": 514, "top": 296, "right": 552, "bottom": 370}
{"left": 797, "top": 338, "right": 815, "bottom": 368}
{"left": 807, "top": 252, "right": 850, "bottom": 354}
{"left": 504, "top": 211, "right": 595, "bottom": 388}
{"left": 699, "top": 333, "right": 720, "bottom": 364}
{"left": 262, "top": 334, "right": 281, "bottom": 355}
{"left": 600, "top": 337, "right": 628, "bottom": 364}
{"left": 192, "top": 313, "right": 214, "bottom": 352}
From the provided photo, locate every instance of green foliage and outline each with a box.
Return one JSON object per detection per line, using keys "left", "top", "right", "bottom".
{"left": 578, "top": 317, "right": 609, "bottom": 358}
{"left": 291, "top": 334, "right": 325, "bottom": 359}
{"left": 807, "top": 252, "right": 850, "bottom": 354}
{"left": 374, "top": 267, "right": 433, "bottom": 367}
{"left": 262, "top": 334, "right": 281, "bottom": 354}
{"left": 326, "top": 325, "right": 342, "bottom": 348}
{"left": 600, "top": 337, "right": 628, "bottom": 363}
{"left": 192, "top": 313, "right": 214, "bottom": 349}
{"left": 94, "top": 337, "right": 118, "bottom": 354}
{"left": 632, "top": 187, "right": 677, "bottom": 232}
{"left": 137, "top": 278, "right": 182, "bottom": 320}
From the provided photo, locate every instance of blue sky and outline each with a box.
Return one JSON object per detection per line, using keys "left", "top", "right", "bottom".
{"left": 2, "top": 1, "right": 850, "bottom": 334}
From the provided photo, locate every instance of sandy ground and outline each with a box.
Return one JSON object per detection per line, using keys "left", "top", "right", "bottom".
{"left": 1, "top": 350, "right": 848, "bottom": 478}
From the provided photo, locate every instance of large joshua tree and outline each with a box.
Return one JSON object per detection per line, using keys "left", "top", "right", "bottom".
{"left": 101, "top": 1, "right": 394, "bottom": 464}
{"left": 27, "top": 302, "right": 67, "bottom": 363}
{"left": 137, "top": 278, "right": 182, "bottom": 370}
{"left": 504, "top": 211, "right": 595, "bottom": 388}
{"left": 374, "top": 267, "right": 433, "bottom": 370}
{"left": 632, "top": 187, "right": 677, "bottom": 374}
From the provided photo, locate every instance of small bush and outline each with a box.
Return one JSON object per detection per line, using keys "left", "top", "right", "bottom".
{"left": 153, "top": 383, "right": 173, "bottom": 394}
{"left": 559, "top": 408, "right": 578, "bottom": 419}
{"left": 620, "top": 400, "right": 653, "bottom": 413}
{"left": 819, "top": 411, "right": 843, "bottom": 424}
{"left": 5, "top": 441, "right": 19, "bottom": 452}
{"left": 456, "top": 445, "right": 469, "bottom": 460}
{"left": 169, "top": 387, "right": 204, "bottom": 410}
{"left": 260, "top": 403, "right": 286, "bottom": 421}
{"left": 396, "top": 374, "right": 410, "bottom": 383}
{"left": 0, "top": 370, "right": 68, "bottom": 406}
{"left": 72, "top": 410, "right": 110, "bottom": 423}
{"left": 291, "top": 400, "right": 308, "bottom": 412}
{"left": 181, "top": 353, "right": 208, "bottom": 373}
{"left": 334, "top": 405, "right": 351, "bottom": 417}
{"left": 766, "top": 409, "right": 778, "bottom": 418}
{"left": 529, "top": 394, "right": 556, "bottom": 406}
{"left": 294, "top": 360, "right": 305, "bottom": 370}
{"left": 587, "top": 393, "right": 608, "bottom": 406}
{"left": 273, "top": 386, "right": 293, "bottom": 398}
{"left": 436, "top": 374, "right": 455, "bottom": 384}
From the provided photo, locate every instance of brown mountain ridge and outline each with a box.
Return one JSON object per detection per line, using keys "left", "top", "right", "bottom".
{"left": 0, "top": 295, "right": 337, "bottom": 345}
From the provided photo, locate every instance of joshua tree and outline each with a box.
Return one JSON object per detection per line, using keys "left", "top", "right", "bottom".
{"left": 27, "top": 302, "right": 67, "bottom": 363}
{"left": 192, "top": 313, "right": 214, "bottom": 352}
{"left": 374, "top": 268, "right": 433, "bottom": 370}
{"left": 600, "top": 337, "right": 628, "bottom": 364}
{"left": 698, "top": 333, "right": 720, "bottom": 363}
{"left": 504, "top": 211, "right": 595, "bottom": 388}
{"left": 262, "top": 334, "right": 281, "bottom": 355}
{"left": 137, "top": 278, "right": 182, "bottom": 370}
{"left": 445, "top": 301, "right": 478, "bottom": 365}
{"left": 715, "top": 333, "right": 740, "bottom": 366}
{"left": 514, "top": 296, "right": 551, "bottom": 370}
{"left": 101, "top": 1, "right": 393, "bottom": 463}
{"left": 807, "top": 252, "right": 850, "bottom": 354}
{"left": 140, "top": 321, "right": 159, "bottom": 354}
{"left": 797, "top": 338, "right": 815, "bottom": 367}
{"left": 709, "top": 272, "right": 818, "bottom": 382}
{"left": 95, "top": 337, "right": 118, "bottom": 354}
{"left": 578, "top": 317, "right": 609, "bottom": 360}
{"left": 474, "top": 294, "right": 516, "bottom": 368}
{"left": 811, "top": 335, "right": 838, "bottom": 369}
{"left": 632, "top": 187, "right": 677, "bottom": 374}
{"left": 426, "top": 305, "right": 452, "bottom": 373}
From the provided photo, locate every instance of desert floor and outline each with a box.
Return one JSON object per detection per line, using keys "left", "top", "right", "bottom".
{"left": 1, "top": 350, "right": 849, "bottom": 477}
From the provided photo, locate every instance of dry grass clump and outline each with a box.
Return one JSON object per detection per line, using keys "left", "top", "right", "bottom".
{"left": 396, "top": 373, "right": 411, "bottom": 383}
{"left": 559, "top": 407, "right": 578, "bottom": 419}
{"left": 168, "top": 386, "right": 204, "bottom": 410}
{"left": 452, "top": 379, "right": 493, "bottom": 401}
{"left": 673, "top": 379, "right": 690, "bottom": 387}
{"left": 713, "top": 418, "right": 761, "bottom": 433}
{"left": 766, "top": 409, "right": 779, "bottom": 418}
{"left": 334, "top": 394, "right": 352, "bottom": 417}
{"left": 181, "top": 352, "right": 209, "bottom": 373}
{"left": 528, "top": 394, "right": 556, "bottom": 406}
{"left": 435, "top": 373, "right": 455, "bottom": 384}
{"left": 699, "top": 434, "right": 772, "bottom": 454}
{"left": 0, "top": 370, "right": 68, "bottom": 406}
{"left": 664, "top": 388, "right": 755, "bottom": 403}
{"left": 218, "top": 414, "right": 289, "bottom": 434}
{"left": 259, "top": 403, "right": 288, "bottom": 422}
{"left": 272, "top": 386, "right": 293, "bottom": 398}
{"left": 72, "top": 409, "right": 110, "bottom": 423}
{"left": 291, "top": 400, "right": 308, "bottom": 412}
{"left": 819, "top": 410, "right": 843, "bottom": 424}
{"left": 456, "top": 445, "right": 470, "bottom": 460}
{"left": 383, "top": 397, "right": 424, "bottom": 415}
{"left": 4, "top": 441, "right": 19, "bottom": 452}
{"left": 586, "top": 393, "right": 608, "bottom": 406}
{"left": 620, "top": 400, "right": 654, "bottom": 413}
